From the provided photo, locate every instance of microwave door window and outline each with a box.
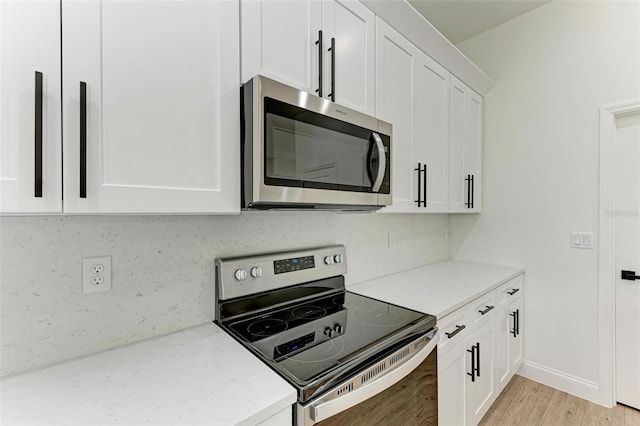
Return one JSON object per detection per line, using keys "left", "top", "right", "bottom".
{"left": 265, "top": 111, "right": 372, "bottom": 192}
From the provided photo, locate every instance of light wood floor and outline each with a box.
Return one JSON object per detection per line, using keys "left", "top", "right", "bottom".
{"left": 480, "top": 375, "right": 640, "bottom": 426}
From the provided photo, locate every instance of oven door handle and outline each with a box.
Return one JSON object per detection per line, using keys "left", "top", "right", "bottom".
{"left": 309, "top": 330, "right": 438, "bottom": 424}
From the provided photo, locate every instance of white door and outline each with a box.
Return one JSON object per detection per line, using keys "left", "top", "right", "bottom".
{"left": 241, "top": 0, "right": 322, "bottom": 92}
{"left": 438, "top": 343, "right": 469, "bottom": 426}
{"left": 614, "top": 111, "right": 640, "bottom": 410}
{"left": 322, "top": 0, "right": 375, "bottom": 115}
{"left": 62, "top": 0, "right": 239, "bottom": 213}
{"left": 0, "top": 0, "right": 62, "bottom": 213}
{"left": 414, "top": 54, "right": 449, "bottom": 212}
{"left": 375, "top": 18, "right": 419, "bottom": 213}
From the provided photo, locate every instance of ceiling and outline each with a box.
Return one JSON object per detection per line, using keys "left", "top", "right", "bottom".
{"left": 407, "top": 0, "right": 551, "bottom": 45}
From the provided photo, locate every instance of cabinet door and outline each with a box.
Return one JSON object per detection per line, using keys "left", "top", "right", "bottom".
{"left": 466, "top": 319, "right": 497, "bottom": 425}
{"left": 414, "top": 54, "right": 449, "bottom": 212}
{"left": 0, "top": 0, "right": 62, "bottom": 213}
{"left": 449, "top": 76, "right": 483, "bottom": 213}
{"left": 322, "top": 0, "right": 374, "bottom": 115}
{"left": 375, "top": 18, "right": 419, "bottom": 213}
{"left": 62, "top": 0, "right": 239, "bottom": 213}
{"left": 241, "top": 0, "right": 322, "bottom": 93}
{"left": 438, "top": 342, "right": 469, "bottom": 426}
{"left": 496, "top": 298, "right": 523, "bottom": 393}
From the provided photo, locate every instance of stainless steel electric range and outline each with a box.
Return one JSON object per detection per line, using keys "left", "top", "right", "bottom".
{"left": 215, "top": 245, "right": 438, "bottom": 425}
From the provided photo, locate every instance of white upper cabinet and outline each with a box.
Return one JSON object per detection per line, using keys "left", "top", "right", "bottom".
{"left": 0, "top": 0, "right": 62, "bottom": 213}
{"left": 377, "top": 18, "right": 450, "bottom": 213}
{"left": 322, "top": 0, "right": 375, "bottom": 115}
{"left": 241, "top": 0, "right": 375, "bottom": 115}
{"left": 61, "top": 0, "right": 239, "bottom": 213}
{"left": 449, "top": 75, "right": 483, "bottom": 213}
{"left": 241, "top": 0, "right": 322, "bottom": 93}
{"left": 375, "top": 18, "right": 418, "bottom": 212}
{"left": 414, "top": 53, "right": 450, "bottom": 212}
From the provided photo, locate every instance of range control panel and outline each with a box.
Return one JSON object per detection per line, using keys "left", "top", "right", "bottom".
{"left": 216, "top": 245, "right": 347, "bottom": 301}
{"left": 274, "top": 255, "right": 315, "bottom": 274}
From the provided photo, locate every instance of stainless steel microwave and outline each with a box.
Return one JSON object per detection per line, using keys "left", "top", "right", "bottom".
{"left": 241, "top": 75, "right": 392, "bottom": 210}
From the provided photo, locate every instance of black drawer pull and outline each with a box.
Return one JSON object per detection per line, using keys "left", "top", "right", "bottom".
{"left": 507, "top": 288, "right": 520, "bottom": 296}
{"left": 445, "top": 324, "right": 466, "bottom": 339}
{"left": 479, "top": 305, "right": 494, "bottom": 315}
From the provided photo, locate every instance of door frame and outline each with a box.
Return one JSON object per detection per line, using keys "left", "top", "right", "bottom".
{"left": 598, "top": 100, "right": 640, "bottom": 407}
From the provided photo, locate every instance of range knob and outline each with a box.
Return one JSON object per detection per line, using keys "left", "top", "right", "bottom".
{"left": 333, "top": 323, "right": 343, "bottom": 334}
{"left": 323, "top": 327, "right": 335, "bottom": 338}
{"left": 234, "top": 269, "right": 247, "bottom": 281}
{"left": 250, "top": 266, "right": 263, "bottom": 278}
{"left": 334, "top": 254, "right": 343, "bottom": 264}
{"left": 324, "top": 256, "right": 335, "bottom": 265}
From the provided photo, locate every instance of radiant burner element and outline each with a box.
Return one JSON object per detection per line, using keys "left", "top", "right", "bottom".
{"left": 353, "top": 306, "right": 408, "bottom": 327}
{"left": 292, "top": 306, "right": 327, "bottom": 320}
{"left": 248, "top": 318, "right": 288, "bottom": 338}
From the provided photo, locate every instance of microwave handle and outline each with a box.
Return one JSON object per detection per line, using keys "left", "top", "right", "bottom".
{"left": 371, "top": 133, "right": 386, "bottom": 193}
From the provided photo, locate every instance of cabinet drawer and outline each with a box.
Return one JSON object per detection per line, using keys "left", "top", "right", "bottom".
{"left": 496, "top": 274, "right": 524, "bottom": 309}
{"left": 468, "top": 290, "right": 497, "bottom": 326}
{"left": 438, "top": 310, "right": 470, "bottom": 355}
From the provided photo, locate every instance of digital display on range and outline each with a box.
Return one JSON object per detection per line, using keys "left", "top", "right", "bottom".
{"left": 273, "top": 255, "right": 315, "bottom": 274}
{"left": 274, "top": 332, "right": 315, "bottom": 358}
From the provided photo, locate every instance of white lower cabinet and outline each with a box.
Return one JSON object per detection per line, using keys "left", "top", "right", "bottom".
{"left": 496, "top": 297, "right": 524, "bottom": 393}
{"left": 438, "top": 274, "right": 524, "bottom": 425}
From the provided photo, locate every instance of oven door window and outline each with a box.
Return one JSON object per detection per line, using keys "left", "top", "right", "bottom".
{"left": 264, "top": 98, "right": 390, "bottom": 193}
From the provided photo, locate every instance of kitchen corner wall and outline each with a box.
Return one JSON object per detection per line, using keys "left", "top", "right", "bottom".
{"left": 0, "top": 213, "right": 449, "bottom": 376}
{"left": 452, "top": 1, "right": 640, "bottom": 403}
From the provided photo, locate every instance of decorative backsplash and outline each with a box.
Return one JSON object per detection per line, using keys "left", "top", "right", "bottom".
{"left": 0, "top": 212, "right": 449, "bottom": 376}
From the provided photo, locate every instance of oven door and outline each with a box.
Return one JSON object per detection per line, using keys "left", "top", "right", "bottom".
{"left": 296, "top": 329, "right": 438, "bottom": 426}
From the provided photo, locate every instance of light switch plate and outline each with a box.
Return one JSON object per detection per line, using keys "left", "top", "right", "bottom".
{"left": 570, "top": 232, "right": 594, "bottom": 249}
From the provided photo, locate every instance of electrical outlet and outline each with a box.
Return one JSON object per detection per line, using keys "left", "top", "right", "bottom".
{"left": 388, "top": 231, "right": 397, "bottom": 248}
{"left": 443, "top": 227, "right": 449, "bottom": 240}
{"left": 83, "top": 256, "right": 112, "bottom": 294}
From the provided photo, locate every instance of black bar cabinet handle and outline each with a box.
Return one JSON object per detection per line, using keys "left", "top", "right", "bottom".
{"left": 510, "top": 311, "right": 517, "bottom": 337}
{"left": 467, "top": 345, "right": 476, "bottom": 382}
{"left": 507, "top": 288, "right": 520, "bottom": 296}
{"left": 315, "top": 30, "right": 323, "bottom": 97}
{"left": 475, "top": 342, "right": 480, "bottom": 377}
{"left": 328, "top": 37, "right": 335, "bottom": 101}
{"left": 34, "top": 71, "right": 43, "bottom": 198}
{"left": 516, "top": 309, "right": 520, "bottom": 336}
{"left": 471, "top": 174, "right": 475, "bottom": 208}
{"left": 465, "top": 174, "right": 471, "bottom": 208}
{"left": 479, "top": 305, "right": 494, "bottom": 315}
{"left": 415, "top": 163, "right": 422, "bottom": 207}
{"left": 445, "top": 324, "right": 466, "bottom": 339}
{"left": 621, "top": 270, "right": 640, "bottom": 280}
{"left": 423, "top": 164, "right": 427, "bottom": 207}
{"left": 80, "top": 82, "right": 87, "bottom": 198}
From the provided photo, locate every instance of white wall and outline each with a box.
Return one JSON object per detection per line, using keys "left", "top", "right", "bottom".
{"left": 0, "top": 213, "right": 449, "bottom": 376}
{"left": 453, "top": 0, "right": 640, "bottom": 403}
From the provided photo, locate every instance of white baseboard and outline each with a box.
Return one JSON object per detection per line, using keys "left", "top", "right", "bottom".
{"left": 517, "top": 360, "right": 609, "bottom": 407}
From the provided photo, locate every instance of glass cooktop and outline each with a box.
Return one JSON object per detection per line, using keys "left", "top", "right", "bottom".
{"left": 224, "top": 290, "right": 435, "bottom": 386}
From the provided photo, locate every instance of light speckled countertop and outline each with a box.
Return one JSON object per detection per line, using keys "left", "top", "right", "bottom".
{"left": 349, "top": 260, "right": 524, "bottom": 318}
{"left": 0, "top": 323, "right": 296, "bottom": 425}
